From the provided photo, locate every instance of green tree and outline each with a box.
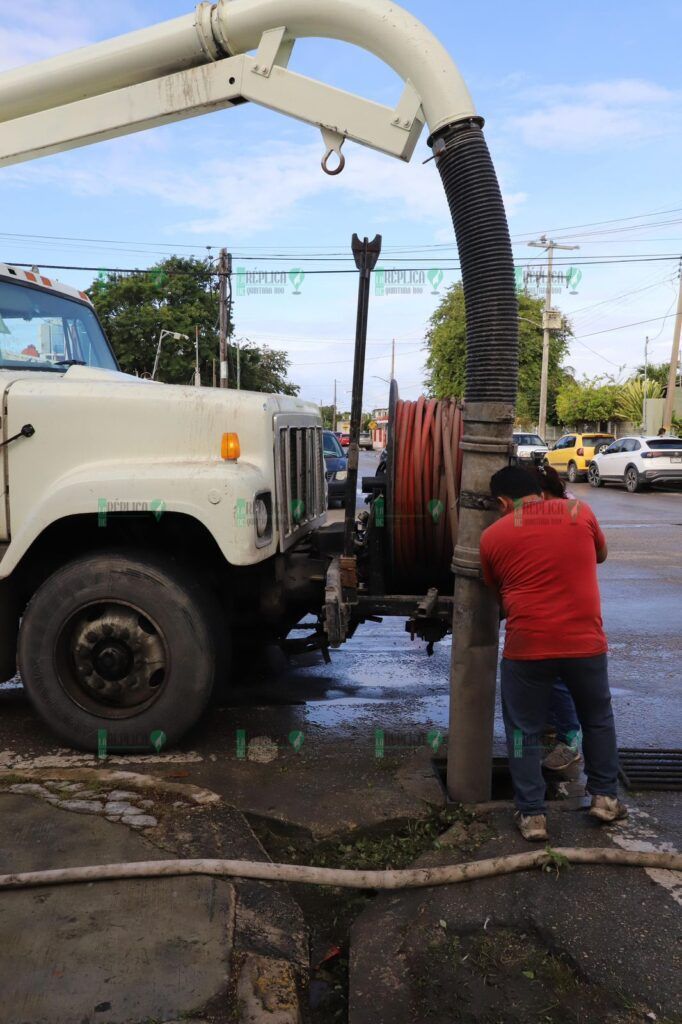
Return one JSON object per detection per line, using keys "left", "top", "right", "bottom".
{"left": 318, "top": 405, "right": 336, "bottom": 429}
{"left": 233, "top": 343, "right": 299, "bottom": 396}
{"left": 89, "top": 256, "right": 298, "bottom": 394}
{"left": 634, "top": 361, "right": 671, "bottom": 389}
{"left": 616, "top": 378, "right": 663, "bottom": 426}
{"left": 424, "top": 283, "right": 571, "bottom": 423}
{"left": 555, "top": 375, "right": 623, "bottom": 425}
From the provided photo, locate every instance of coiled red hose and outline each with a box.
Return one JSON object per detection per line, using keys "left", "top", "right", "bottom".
{"left": 392, "top": 397, "right": 463, "bottom": 583}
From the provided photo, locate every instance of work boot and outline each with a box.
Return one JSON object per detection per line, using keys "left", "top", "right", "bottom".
{"left": 543, "top": 741, "right": 581, "bottom": 771}
{"left": 588, "top": 794, "right": 628, "bottom": 823}
{"left": 514, "top": 812, "right": 548, "bottom": 842}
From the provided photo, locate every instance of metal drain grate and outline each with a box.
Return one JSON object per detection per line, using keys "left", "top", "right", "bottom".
{"left": 618, "top": 748, "right": 682, "bottom": 791}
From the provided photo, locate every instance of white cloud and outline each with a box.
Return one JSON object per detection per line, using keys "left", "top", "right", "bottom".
{"left": 0, "top": 0, "right": 141, "bottom": 71}
{"left": 510, "top": 78, "right": 680, "bottom": 151}
{"left": 0, "top": 2, "right": 91, "bottom": 70}
{"left": 4, "top": 131, "right": 528, "bottom": 238}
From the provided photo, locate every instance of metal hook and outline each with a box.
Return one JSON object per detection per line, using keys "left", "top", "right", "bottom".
{"left": 320, "top": 128, "right": 346, "bottom": 176}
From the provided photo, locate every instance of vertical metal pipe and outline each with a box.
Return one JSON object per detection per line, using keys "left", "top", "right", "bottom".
{"left": 430, "top": 119, "right": 519, "bottom": 803}
{"left": 344, "top": 234, "right": 382, "bottom": 555}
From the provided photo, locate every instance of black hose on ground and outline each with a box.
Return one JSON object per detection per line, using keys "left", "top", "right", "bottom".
{"left": 430, "top": 118, "right": 519, "bottom": 402}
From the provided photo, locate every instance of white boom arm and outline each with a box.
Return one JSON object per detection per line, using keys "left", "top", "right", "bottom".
{"left": 0, "top": 0, "right": 476, "bottom": 171}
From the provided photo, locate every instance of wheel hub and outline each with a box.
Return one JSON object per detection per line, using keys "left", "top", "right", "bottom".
{"left": 63, "top": 602, "right": 167, "bottom": 712}
{"left": 91, "top": 639, "right": 133, "bottom": 681}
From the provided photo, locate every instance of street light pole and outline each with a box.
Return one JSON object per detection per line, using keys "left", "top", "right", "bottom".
{"left": 194, "top": 326, "right": 201, "bottom": 387}
{"left": 152, "top": 329, "right": 190, "bottom": 381}
{"left": 528, "top": 236, "right": 579, "bottom": 437}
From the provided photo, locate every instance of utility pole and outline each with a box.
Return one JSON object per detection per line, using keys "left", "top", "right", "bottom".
{"left": 528, "top": 236, "right": 579, "bottom": 437}
{"left": 332, "top": 379, "right": 338, "bottom": 432}
{"left": 236, "top": 338, "right": 241, "bottom": 390}
{"left": 663, "top": 261, "right": 682, "bottom": 430}
{"left": 390, "top": 338, "right": 396, "bottom": 381}
{"left": 218, "top": 248, "right": 232, "bottom": 389}
{"left": 643, "top": 336, "right": 649, "bottom": 431}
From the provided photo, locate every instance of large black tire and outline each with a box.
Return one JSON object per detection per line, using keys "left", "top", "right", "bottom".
{"left": 18, "top": 550, "right": 221, "bottom": 752}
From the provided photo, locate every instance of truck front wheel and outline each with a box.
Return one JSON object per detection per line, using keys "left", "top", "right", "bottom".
{"left": 18, "top": 551, "right": 220, "bottom": 752}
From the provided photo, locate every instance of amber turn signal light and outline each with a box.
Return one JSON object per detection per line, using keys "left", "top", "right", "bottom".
{"left": 221, "top": 432, "right": 240, "bottom": 461}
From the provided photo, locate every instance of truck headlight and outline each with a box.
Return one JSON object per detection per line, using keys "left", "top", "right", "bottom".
{"left": 336, "top": 470, "right": 348, "bottom": 481}
{"left": 254, "top": 497, "right": 269, "bottom": 537}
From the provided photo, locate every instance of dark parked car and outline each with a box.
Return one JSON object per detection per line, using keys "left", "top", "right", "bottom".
{"left": 323, "top": 430, "right": 348, "bottom": 507}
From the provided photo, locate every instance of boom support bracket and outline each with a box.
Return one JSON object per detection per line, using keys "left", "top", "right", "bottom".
{"left": 0, "top": 39, "right": 425, "bottom": 169}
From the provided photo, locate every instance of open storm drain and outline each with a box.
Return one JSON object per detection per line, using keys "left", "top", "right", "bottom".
{"left": 433, "top": 757, "right": 584, "bottom": 804}
{"left": 618, "top": 749, "right": 682, "bottom": 791}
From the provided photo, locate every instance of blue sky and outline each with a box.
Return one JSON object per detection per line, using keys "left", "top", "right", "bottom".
{"left": 1, "top": 0, "right": 681, "bottom": 410}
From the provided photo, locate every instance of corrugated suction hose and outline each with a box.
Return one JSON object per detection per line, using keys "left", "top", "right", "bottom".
{"left": 430, "top": 119, "right": 518, "bottom": 403}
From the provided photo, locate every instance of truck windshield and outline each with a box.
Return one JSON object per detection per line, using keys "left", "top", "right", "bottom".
{"left": 0, "top": 279, "right": 117, "bottom": 372}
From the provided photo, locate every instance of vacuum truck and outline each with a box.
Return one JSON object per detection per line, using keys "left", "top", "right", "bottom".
{"left": 0, "top": 0, "right": 518, "bottom": 786}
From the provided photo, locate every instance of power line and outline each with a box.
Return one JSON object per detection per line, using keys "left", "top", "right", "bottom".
{"left": 6, "top": 254, "right": 682, "bottom": 277}
{"left": 510, "top": 204, "right": 682, "bottom": 240}
{"left": 574, "top": 313, "right": 676, "bottom": 341}
{"left": 4, "top": 204, "right": 682, "bottom": 254}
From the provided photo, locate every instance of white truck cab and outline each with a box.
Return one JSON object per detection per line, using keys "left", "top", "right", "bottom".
{"left": 0, "top": 265, "right": 326, "bottom": 750}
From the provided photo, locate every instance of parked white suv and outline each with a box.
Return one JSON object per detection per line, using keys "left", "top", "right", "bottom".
{"left": 588, "top": 435, "right": 682, "bottom": 492}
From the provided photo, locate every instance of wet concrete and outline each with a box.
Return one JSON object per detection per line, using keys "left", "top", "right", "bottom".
{"left": 0, "top": 793, "right": 235, "bottom": 1024}
{"left": 349, "top": 803, "right": 682, "bottom": 1023}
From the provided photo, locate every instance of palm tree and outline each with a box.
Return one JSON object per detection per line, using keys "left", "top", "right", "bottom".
{"left": 616, "top": 378, "right": 663, "bottom": 427}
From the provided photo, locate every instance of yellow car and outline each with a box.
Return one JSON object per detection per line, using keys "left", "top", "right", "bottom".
{"left": 545, "top": 432, "right": 615, "bottom": 483}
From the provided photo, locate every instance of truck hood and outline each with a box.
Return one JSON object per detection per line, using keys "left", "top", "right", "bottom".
{"left": 1, "top": 364, "right": 320, "bottom": 471}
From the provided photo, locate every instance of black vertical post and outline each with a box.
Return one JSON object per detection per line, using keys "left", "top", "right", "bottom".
{"left": 344, "top": 233, "right": 382, "bottom": 555}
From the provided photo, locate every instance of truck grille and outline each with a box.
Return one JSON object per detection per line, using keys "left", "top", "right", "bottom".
{"left": 274, "top": 417, "right": 326, "bottom": 549}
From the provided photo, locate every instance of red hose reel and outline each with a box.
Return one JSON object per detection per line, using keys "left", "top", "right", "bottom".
{"left": 388, "top": 394, "right": 464, "bottom": 587}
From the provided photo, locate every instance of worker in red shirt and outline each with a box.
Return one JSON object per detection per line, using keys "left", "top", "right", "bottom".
{"left": 480, "top": 465, "right": 627, "bottom": 841}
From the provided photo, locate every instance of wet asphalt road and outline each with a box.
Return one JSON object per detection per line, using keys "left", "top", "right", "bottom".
{"left": 220, "top": 452, "right": 682, "bottom": 755}
{"left": 0, "top": 450, "right": 680, "bottom": 762}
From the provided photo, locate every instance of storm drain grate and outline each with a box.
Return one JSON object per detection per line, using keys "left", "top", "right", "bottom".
{"left": 618, "top": 748, "right": 682, "bottom": 791}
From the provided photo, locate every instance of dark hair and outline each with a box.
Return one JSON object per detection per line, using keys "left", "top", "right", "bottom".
{"left": 524, "top": 463, "right": 566, "bottom": 499}
{"left": 490, "top": 466, "right": 543, "bottom": 500}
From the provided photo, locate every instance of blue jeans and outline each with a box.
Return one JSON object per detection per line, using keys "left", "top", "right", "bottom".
{"left": 501, "top": 654, "right": 619, "bottom": 814}
{"left": 548, "top": 680, "right": 581, "bottom": 747}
